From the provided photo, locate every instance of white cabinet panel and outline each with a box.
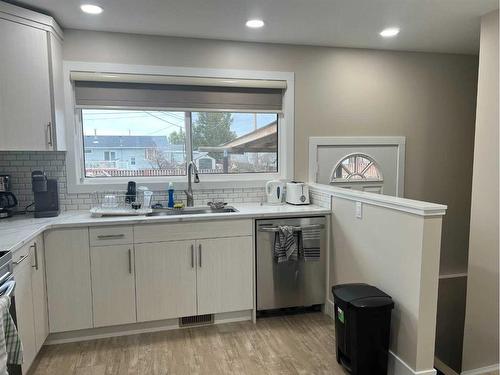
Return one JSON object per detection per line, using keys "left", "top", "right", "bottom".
{"left": 12, "top": 245, "right": 37, "bottom": 373}
{"left": 196, "top": 237, "right": 253, "bottom": 315}
{"left": 31, "top": 235, "right": 49, "bottom": 352}
{"left": 0, "top": 18, "right": 52, "bottom": 150}
{"left": 135, "top": 241, "right": 197, "bottom": 322}
{"left": 44, "top": 228, "right": 93, "bottom": 333}
{"left": 47, "top": 33, "right": 65, "bottom": 150}
{"left": 90, "top": 245, "right": 136, "bottom": 327}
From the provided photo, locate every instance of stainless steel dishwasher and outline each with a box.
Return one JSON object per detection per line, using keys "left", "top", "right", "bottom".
{"left": 256, "top": 216, "right": 326, "bottom": 311}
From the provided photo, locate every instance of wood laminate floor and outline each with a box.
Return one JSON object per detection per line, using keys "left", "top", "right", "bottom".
{"left": 30, "top": 312, "right": 348, "bottom": 375}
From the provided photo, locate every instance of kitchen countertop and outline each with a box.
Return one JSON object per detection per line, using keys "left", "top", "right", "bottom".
{"left": 0, "top": 203, "right": 330, "bottom": 253}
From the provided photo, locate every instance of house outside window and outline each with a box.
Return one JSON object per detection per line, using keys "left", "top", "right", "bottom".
{"left": 104, "top": 151, "right": 116, "bottom": 161}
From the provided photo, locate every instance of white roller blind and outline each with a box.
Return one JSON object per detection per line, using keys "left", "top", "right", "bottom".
{"left": 71, "top": 72, "right": 285, "bottom": 112}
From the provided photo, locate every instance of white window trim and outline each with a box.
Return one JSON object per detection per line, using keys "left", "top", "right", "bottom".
{"left": 308, "top": 136, "right": 406, "bottom": 197}
{"left": 63, "top": 61, "right": 295, "bottom": 193}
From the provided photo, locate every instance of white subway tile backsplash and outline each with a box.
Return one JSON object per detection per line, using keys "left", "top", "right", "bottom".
{"left": 309, "top": 187, "right": 332, "bottom": 209}
{"left": 0, "top": 151, "right": 266, "bottom": 211}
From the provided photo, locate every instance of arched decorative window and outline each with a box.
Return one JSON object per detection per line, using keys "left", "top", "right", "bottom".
{"left": 330, "top": 153, "right": 383, "bottom": 183}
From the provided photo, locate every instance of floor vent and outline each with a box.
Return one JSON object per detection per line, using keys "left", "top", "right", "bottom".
{"left": 179, "top": 314, "right": 214, "bottom": 327}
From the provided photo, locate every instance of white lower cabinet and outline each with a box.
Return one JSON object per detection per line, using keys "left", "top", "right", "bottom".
{"left": 43, "top": 221, "right": 254, "bottom": 335}
{"left": 196, "top": 237, "right": 253, "bottom": 315}
{"left": 13, "top": 246, "right": 37, "bottom": 373}
{"left": 135, "top": 241, "right": 197, "bottom": 322}
{"left": 11, "top": 234, "right": 48, "bottom": 373}
{"left": 90, "top": 245, "right": 136, "bottom": 327}
{"left": 30, "top": 236, "right": 49, "bottom": 352}
{"left": 135, "top": 235, "right": 253, "bottom": 321}
{"left": 44, "top": 228, "right": 93, "bottom": 332}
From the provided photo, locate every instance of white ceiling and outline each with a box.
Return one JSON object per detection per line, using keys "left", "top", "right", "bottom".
{"left": 15, "top": 0, "right": 499, "bottom": 54}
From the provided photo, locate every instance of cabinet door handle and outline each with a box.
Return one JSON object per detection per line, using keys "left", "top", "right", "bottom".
{"left": 13, "top": 253, "right": 29, "bottom": 266}
{"left": 0, "top": 272, "right": 12, "bottom": 285}
{"left": 198, "top": 244, "right": 202, "bottom": 268}
{"left": 128, "top": 248, "right": 132, "bottom": 274}
{"left": 30, "top": 242, "right": 38, "bottom": 270}
{"left": 97, "top": 234, "right": 125, "bottom": 240}
{"left": 191, "top": 244, "right": 194, "bottom": 268}
{"left": 47, "top": 122, "right": 53, "bottom": 147}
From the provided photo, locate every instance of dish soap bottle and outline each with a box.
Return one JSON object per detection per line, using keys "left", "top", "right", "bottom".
{"left": 167, "top": 182, "right": 175, "bottom": 208}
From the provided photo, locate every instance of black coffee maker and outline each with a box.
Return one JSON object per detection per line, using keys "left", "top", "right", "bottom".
{"left": 32, "top": 171, "right": 60, "bottom": 218}
{"left": 0, "top": 174, "right": 18, "bottom": 219}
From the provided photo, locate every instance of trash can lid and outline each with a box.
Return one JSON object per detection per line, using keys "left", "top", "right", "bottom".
{"left": 351, "top": 296, "right": 394, "bottom": 309}
{"left": 332, "top": 283, "right": 393, "bottom": 308}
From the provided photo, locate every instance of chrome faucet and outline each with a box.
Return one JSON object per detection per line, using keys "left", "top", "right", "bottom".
{"left": 184, "top": 161, "right": 200, "bottom": 207}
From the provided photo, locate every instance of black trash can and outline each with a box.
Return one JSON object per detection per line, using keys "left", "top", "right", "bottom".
{"left": 332, "top": 283, "right": 394, "bottom": 375}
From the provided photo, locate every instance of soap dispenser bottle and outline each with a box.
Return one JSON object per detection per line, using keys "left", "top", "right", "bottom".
{"left": 167, "top": 182, "right": 175, "bottom": 208}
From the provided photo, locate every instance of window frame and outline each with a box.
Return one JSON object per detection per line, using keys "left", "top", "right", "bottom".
{"left": 330, "top": 152, "right": 384, "bottom": 183}
{"left": 64, "top": 61, "right": 294, "bottom": 193}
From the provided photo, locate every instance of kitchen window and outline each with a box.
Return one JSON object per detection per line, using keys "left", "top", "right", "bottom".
{"left": 81, "top": 109, "right": 278, "bottom": 178}
{"left": 64, "top": 63, "right": 294, "bottom": 192}
{"left": 192, "top": 112, "right": 278, "bottom": 174}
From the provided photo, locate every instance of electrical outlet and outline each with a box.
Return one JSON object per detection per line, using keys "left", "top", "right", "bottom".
{"left": 355, "top": 201, "right": 362, "bottom": 219}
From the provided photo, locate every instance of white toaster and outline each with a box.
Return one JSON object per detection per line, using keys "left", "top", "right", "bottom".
{"left": 286, "top": 182, "right": 310, "bottom": 205}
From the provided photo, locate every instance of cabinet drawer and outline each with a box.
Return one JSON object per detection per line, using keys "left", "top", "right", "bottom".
{"left": 90, "top": 226, "right": 133, "bottom": 246}
{"left": 134, "top": 220, "right": 252, "bottom": 243}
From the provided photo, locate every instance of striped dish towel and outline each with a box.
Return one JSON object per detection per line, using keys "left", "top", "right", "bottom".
{"left": 0, "top": 295, "right": 22, "bottom": 367}
{"left": 274, "top": 226, "right": 298, "bottom": 263}
{"left": 301, "top": 227, "right": 321, "bottom": 261}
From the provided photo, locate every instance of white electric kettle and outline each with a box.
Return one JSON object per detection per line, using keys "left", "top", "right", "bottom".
{"left": 266, "top": 180, "right": 286, "bottom": 204}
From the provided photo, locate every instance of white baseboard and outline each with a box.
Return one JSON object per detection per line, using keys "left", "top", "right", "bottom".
{"left": 388, "top": 351, "right": 437, "bottom": 375}
{"left": 434, "top": 357, "right": 460, "bottom": 375}
{"left": 461, "top": 364, "right": 500, "bottom": 375}
{"left": 325, "top": 298, "right": 335, "bottom": 319}
{"left": 45, "top": 310, "right": 252, "bottom": 345}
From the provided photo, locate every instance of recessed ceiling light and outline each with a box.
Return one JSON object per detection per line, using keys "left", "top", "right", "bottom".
{"left": 246, "top": 19, "right": 265, "bottom": 29}
{"left": 379, "top": 27, "right": 400, "bottom": 38}
{"left": 80, "top": 4, "right": 103, "bottom": 14}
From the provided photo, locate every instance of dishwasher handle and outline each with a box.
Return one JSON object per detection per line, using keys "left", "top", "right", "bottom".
{"left": 257, "top": 224, "right": 324, "bottom": 233}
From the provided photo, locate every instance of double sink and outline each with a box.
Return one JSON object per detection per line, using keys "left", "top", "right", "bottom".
{"left": 146, "top": 206, "right": 238, "bottom": 217}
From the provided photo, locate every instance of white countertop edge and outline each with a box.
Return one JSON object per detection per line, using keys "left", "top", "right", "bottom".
{"left": 0, "top": 203, "right": 330, "bottom": 253}
{"left": 309, "top": 183, "right": 447, "bottom": 217}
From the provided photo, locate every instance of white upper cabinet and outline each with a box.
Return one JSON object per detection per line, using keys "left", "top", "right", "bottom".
{"left": 0, "top": 2, "right": 65, "bottom": 151}
{"left": 48, "top": 32, "right": 66, "bottom": 150}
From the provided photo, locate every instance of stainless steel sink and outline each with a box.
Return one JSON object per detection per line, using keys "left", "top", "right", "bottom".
{"left": 146, "top": 206, "right": 238, "bottom": 216}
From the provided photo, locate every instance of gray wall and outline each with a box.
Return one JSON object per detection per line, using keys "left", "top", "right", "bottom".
{"left": 462, "top": 10, "right": 499, "bottom": 372}
{"left": 61, "top": 31, "right": 479, "bottom": 370}
{"left": 63, "top": 30, "right": 478, "bottom": 278}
